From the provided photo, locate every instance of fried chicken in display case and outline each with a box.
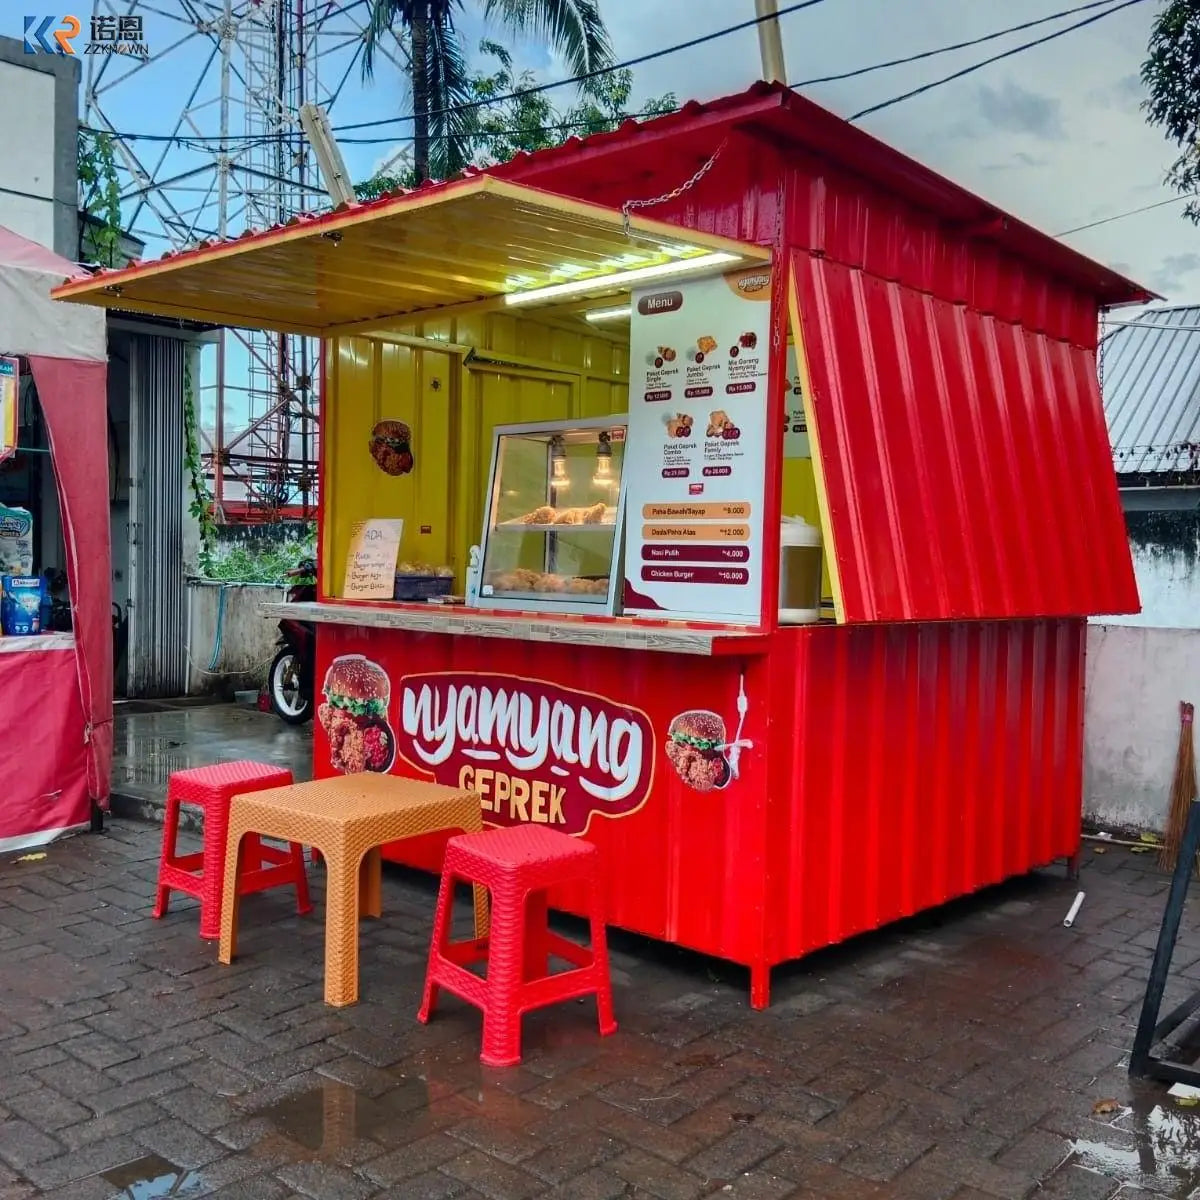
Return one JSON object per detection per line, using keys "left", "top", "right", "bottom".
{"left": 474, "top": 416, "right": 628, "bottom": 617}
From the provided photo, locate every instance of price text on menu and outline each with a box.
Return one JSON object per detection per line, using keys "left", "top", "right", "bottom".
{"left": 623, "top": 267, "right": 772, "bottom": 621}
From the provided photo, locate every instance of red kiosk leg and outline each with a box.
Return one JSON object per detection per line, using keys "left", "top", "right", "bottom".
{"left": 750, "top": 963, "right": 770, "bottom": 1011}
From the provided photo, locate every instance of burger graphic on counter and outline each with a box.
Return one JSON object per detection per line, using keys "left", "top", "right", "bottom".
{"left": 318, "top": 655, "right": 397, "bottom": 774}
{"left": 665, "top": 711, "right": 730, "bottom": 792}
{"left": 664, "top": 679, "right": 753, "bottom": 793}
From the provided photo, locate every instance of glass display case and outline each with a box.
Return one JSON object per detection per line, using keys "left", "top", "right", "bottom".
{"left": 473, "top": 416, "right": 627, "bottom": 615}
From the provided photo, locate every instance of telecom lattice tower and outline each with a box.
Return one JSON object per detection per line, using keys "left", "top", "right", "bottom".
{"left": 83, "top": 0, "right": 409, "bottom": 522}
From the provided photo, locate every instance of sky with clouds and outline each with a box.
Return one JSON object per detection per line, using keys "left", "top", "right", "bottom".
{"left": 58, "top": 0, "right": 1199, "bottom": 308}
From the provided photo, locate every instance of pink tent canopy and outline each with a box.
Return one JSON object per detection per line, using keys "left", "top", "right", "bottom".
{"left": 0, "top": 226, "right": 110, "bottom": 849}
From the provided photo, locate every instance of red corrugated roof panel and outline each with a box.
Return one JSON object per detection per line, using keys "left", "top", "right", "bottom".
{"left": 791, "top": 249, "right": 1139, "bottom": 622}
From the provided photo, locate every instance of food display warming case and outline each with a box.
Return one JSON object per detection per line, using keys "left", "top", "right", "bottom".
{"left": 473, "top": 416, "right": 627, "bottom": 616}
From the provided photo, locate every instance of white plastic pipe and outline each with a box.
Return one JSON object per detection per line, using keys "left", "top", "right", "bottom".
{"left": 1063, "top": 891, "right": 1086, "bottom": 928}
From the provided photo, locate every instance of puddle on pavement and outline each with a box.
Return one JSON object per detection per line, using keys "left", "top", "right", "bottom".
{"left": 100, "top": 1155, "right": 202, "bottom": 1198}
{"left": 113, "top": 705, "right": 311, "bottom": 794}
{"left": 252, "top": 1078, "right": 432, "bottom": 1154}
{"left": 1071, "top": 1096, "right": 1200, "bottom": 1194}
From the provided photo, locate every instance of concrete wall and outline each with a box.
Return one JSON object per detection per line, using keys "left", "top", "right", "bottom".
{"left": 186, "top": 581, "right": 285, "bottom": 697}
{"left": 1100, "top": 508, "right": 1200, "bottom": 630}
{"left": 1084, "top": 623, "right": 1200, "bottom": 833}
{"left": 0, "top": 37, "right": 79, "bottom": 256}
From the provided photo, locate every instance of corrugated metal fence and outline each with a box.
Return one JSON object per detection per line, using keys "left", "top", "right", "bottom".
{"left": 127, "top": 334, "right": 186, "bottom": 697}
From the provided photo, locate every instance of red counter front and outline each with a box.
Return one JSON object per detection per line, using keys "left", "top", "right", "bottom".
{"left": 314, "top": 615, "right": 1084, "bottom": 1006}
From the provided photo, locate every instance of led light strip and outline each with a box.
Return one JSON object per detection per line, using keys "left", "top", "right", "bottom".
{"left": 585, "top": 305, "right": 631, "bottom": 323}
{"left": 505, "top": 252, "right": 741, "bottom": 307}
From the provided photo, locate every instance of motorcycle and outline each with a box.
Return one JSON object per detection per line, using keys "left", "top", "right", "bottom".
{"left": 268, "top": 557, "right": 317, "bottom": 724}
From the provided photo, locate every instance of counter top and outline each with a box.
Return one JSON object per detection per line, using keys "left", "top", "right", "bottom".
{"left": 0, "top": 632, "right": 75, "bottom": 655}
{"left": 260, "top": 601, "right": 769, "bottom": 657}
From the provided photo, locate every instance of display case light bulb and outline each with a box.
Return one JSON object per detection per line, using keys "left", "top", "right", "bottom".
{"left": 593, "top": 431, "right": 615, "bottom": 488}
{"left": 550, "top": 437, "right": 569, "bottom": 490}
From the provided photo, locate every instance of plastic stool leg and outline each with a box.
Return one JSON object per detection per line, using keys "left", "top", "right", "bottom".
{"left": 417, "top": 866, "right": 456, "bottom": 1024}
{"left": 199, "top": 795, "right": 231, "bottom": 940}
{"left": 480, "top": 883, "right": 526, "bottom": 1068}
{"left": 524, "top": 890, "right": 549, "bottom": 981}
{"left": 242, "top": 833, "right": 265, "bottom": 870}
{"left": 587, "top": 875, "right": 617, "bottom": 1038}
{"left": 290, "top": 842, "right": 313, "bottom": 916}
{"left": 471, "top": 882, "right": 489, "bottom": 939}
{"left": 152, "top": 791, "right": 180, "bottom": 919}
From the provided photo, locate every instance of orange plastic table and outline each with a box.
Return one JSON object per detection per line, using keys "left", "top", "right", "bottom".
{"left": 216, "top": 774, "right": 486, "bottom": 1006}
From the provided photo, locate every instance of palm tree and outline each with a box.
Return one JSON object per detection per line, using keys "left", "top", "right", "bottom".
{"left": 364, "top": 0, "right": 612, "bottom": 183}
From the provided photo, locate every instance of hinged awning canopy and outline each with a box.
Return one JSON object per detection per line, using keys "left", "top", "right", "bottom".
{"left": 51, "top": 176, "right": 770, "bottom": 336}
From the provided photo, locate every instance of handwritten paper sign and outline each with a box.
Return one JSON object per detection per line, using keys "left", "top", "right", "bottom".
{"left": 343, "top": 519, "right": 403, "bottom": 599}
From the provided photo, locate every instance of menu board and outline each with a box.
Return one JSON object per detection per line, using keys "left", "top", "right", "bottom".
{"left": 623, "top": 266, "right": 772, "bottom": 622}
{"left": 0, "top": 359, "right": 17, "bottom": 466}
{"left": 343, "top": 518, "right": 403, "bottom": 599}
{"left": 783, "top": 344, "right": 810, "bottom": 459}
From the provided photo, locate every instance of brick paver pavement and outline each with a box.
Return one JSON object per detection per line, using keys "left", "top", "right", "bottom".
{"left": 1, "top": 819, "right": 1199, "bottom": 1199}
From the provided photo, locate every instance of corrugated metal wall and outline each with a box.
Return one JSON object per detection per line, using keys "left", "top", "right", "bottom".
{"left": 761, "top": 619, "right": 1085, "bottom": 966}
{"left": 790, "top": 250, "right": 1139, "bottom": 623}
{"left": 127, "top": 334, "right": 187, "bottom": 697}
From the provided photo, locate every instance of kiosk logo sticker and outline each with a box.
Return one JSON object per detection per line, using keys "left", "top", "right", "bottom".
{"left": 396, "top": 672, "right": 655, "bottom": 835}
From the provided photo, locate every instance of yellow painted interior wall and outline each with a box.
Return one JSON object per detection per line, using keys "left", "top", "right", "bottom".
{"left": 323, "top": 314, "right": 628, "bottom": 597}
{"left": 780, "top": 460, "right": 819, "bottom": 528}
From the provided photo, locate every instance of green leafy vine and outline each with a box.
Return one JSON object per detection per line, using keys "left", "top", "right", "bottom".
{"left": 183, "top": 350, "right": 217, "bottom": 574}
{"left": 77, "top": 130, "right": 123, "bottom": 266}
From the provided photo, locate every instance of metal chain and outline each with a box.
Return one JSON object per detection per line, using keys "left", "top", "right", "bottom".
{"left": 621, "top": 138, "right": 729, "bottom": 236}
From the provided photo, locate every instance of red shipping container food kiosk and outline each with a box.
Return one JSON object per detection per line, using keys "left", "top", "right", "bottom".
{"left": 53, "top": 83, "right": 1150, "bottom": 1007}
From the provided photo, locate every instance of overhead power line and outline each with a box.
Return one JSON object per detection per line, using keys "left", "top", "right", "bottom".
{"left": 337, "top": 107, "right": 672, "bottom": 145}
{"left": 847, "top": 0, "right": 1148, "bottom": 122}
{"left": 794, "top": 0, "right": 1124, "bottom": 87}
{"left": 89, "top": 0, "right": 1145, "bottom": 154}
{"left": 82, "top": 0, "right": 831, "bottom": 146}
{"left": 1056, "top": 193, "right": 1196, "bottom": 236}
{"left": 84, "top": 105, "right": 677, "bottom": 150}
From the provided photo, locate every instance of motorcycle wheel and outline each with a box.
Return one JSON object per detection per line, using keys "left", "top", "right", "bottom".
{"left": 268, "top": 647, "right": 312, "bottom": 724}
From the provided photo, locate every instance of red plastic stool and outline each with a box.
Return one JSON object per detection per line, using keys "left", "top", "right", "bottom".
{"left": 152, "top": 761, "right": 312, "bottom": 940}
{"left": 418, "top": 825, "right": 617, "bottom": 1067}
